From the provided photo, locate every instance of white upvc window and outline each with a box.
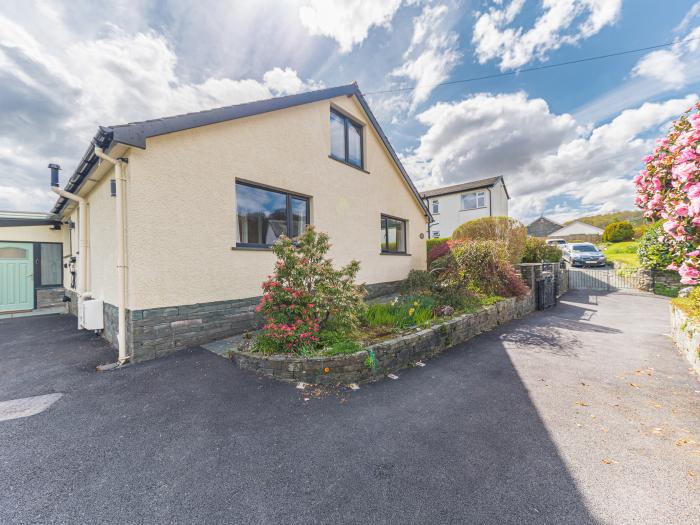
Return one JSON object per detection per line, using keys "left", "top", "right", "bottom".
{"left": 432, "top": 199, "right": 439, "bottom": 214}
{"left": 433, "top": 230, "right": 441, "bottom": 238}
{"left": 461, "top": 191, "right": 486, "bottom": 210}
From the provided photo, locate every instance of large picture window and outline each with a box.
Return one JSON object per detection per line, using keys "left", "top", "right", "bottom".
{"left": 461, "top": 191, "right": 486, "bottom": 210}
{"left": 330, "top": 109, "right": 364, "bottom": 169}
{"left": 380, "top": 215, "right": 407, "bottom": 254}
{"left": 236, "top": 182, "right": 309, "bottom": 247}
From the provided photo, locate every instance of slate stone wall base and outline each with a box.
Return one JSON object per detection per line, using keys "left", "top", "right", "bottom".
{"left": 36, "top": 287, "right": 65, "bottom": 308}
{"left": 364, "top": 280, "right": 404, "bottom": 299}
{"left": 669, "top": 304, "right": 700, "bottom": 378}
{"left": 230, "top": 291, "right": 537, "bottom": 384}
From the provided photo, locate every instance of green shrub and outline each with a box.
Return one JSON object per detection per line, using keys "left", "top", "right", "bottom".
{"left": 521, "top": 237, "right": 562, "bottom": 263}
{"left": 638, "top": 221, "right": 674, "bottom": 270}
{"left": 433, "top": 240, "right": 529, "bottom": 299}
{"left": 452, "top": 216, "right": 527, "bottom": 263}
{"left": 256, "top": 226, "right": 366, "bottom": 354}
{"left": 603, "top": 221, "right": 634, "bottom": 242}
{"left": 402, "top": 269, "right": 436, "bottom": 295}
{"left": 427, "top": 237, "right": 449, "bottom": 254}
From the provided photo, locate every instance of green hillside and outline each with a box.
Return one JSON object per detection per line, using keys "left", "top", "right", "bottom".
{"left": 566, "top": 210, "right": 645, "bottom": 229}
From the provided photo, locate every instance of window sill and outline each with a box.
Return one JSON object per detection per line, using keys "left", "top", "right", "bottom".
{"left": 328, "top": 155, "right": 369, "bottom": 174}
{"left": 380, "top": 251, "right": 411, "bottom": 256}
{"left": 231, "top": 245, "right": 273, "bottom": 251}
{"left": 459, "top": 206, "right": 487, "bottom": 212}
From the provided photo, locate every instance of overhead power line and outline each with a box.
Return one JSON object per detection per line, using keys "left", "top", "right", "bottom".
{"left": 364, "top": 36, "right": 700, "bottom": 96}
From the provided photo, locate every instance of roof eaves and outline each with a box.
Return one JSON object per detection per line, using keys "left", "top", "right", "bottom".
{"left": 352, "top": 86, "right": 432, "bottom": 220}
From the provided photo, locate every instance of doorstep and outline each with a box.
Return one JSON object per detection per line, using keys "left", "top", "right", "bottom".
{"left": 0, "top": 305, "right": 66, "bottom": 320}
{"left": 202, "top": 333, "right": 248, "bottom": 358}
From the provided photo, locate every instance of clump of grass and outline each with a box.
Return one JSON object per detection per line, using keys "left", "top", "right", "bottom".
{"left": 363, "top": 296, "right": 435, "bottom": 329}
{"left": 324, "top": 340, "right": 362, "bottom": 356}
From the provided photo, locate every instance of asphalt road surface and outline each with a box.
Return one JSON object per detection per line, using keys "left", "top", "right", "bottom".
{"left": 1, "top": 290, "right": 698, "bottom": 524}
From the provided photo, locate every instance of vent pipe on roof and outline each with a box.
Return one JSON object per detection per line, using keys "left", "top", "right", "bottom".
{"left": 48, "top": 163, "right": 61, "bottom": 187}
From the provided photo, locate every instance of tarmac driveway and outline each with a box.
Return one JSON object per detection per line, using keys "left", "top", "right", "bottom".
{"left": 1, "top": 290, "right": 698, "bottom": 524}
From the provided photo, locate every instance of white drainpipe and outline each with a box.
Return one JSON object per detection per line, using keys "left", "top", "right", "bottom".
{"left": 50, "top": 186, "right": 91, "bottom": 327}
{"left": 94, "top": 147, "right": 129, "bottom": 365}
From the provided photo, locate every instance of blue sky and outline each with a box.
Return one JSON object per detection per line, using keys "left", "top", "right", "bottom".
{"left": 1, "top": 0, "right": 699, "bottom": 222}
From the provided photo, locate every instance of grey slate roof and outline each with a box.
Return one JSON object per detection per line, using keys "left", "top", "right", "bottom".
{"left": 527, "top": 217, "right": 563, "bottom": 237}
{"left": 51, "top": 83, "right": 431, "bottom": 218}
{"left": 420, "top": 176, "right": 508, "bottom": 199}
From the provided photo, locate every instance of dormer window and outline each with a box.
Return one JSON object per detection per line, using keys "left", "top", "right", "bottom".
{"left": 330, "top": 109, "right": 363, "bottom": 169}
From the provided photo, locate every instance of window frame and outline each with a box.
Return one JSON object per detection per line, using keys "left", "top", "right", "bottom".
{"left": 460, "top": 191, "right": 486, "bottom": 211}
{"left": 380, "top": 214, "right": 408, "bottom": 255}
{"left": 329, "top": 108, "right": 364, "bottom": 170}
{"left": 234, "top": 180, "right": 310, "bottom": 249}
{"left": 432, "top": 199, "right": 439, "bottom": 214}
{"left": 433, "top": 231, "right": 441, "bottom": 239}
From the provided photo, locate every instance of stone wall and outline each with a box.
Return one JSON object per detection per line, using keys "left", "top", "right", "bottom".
{"left": 36, "top": 287, "right": 65, "bottom": 308}
{"left": 365, "top": 280, "right": 403, "bottom": 299}
{"left": 611, "top": 264, "right": 681, "bottom": 293}
{"left": 129, "top": 297, "right": 263, "bottom": 361}
{"left": 669, "top": 304, "right": 700, "bottom": 377}
{"left": 230, "top": 292, "right": 536, "bottom": 384}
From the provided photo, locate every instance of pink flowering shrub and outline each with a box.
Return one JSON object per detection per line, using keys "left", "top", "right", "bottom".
{"left": 634, "top": 102, "right": 700, "bottom": 284}
{"left": 255, "top": 226, "right": 366, "bottom": 354}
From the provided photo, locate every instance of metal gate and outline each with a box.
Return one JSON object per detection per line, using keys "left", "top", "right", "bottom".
{"left": 567, "top": 266, "right": 641, "bottom": 291}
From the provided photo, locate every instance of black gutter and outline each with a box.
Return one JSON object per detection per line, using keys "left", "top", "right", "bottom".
{"left": 51, "top": 127, "right": 113, "bottom": 215}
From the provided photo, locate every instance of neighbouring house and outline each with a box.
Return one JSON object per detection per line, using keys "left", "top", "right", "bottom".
{"left": 46, "top": 83, "right": 430, "bottom": 363}
{"left": 548, "top": 221, "right": 604, "bottom": 241}
{"left": 0, "top": 211, "right": 64, "bottom": 314}
{"left": 527, "top": 216, "right": 563, "bottom": 238}
{"left": 420, "top": 176, "right": 509, "bottom": 239}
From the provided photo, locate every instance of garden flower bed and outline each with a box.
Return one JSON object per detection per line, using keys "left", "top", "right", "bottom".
{"left": 231, "top": 292, "right": 535, "bottom": 384}
{"left": 228, "top": 222, "right": 537, "bottom": 384}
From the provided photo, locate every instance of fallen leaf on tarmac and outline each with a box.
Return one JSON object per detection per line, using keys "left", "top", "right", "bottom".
{"left": 601, "top": 427, "right": 609, "bottom": 433}
{"left": 629, "top": 383, "right": 640, "bottom": 389}
{"left": 576, "top": 401, "right": 590, "bottom": 407}
{"left": 689, "top": 470, "right": 696, "bottom": 477}
{"left": 576, "top": 423, "right": 583, "bottom": 427}
{"left": 602, "top": 458, "right": 617, "bottom": 465}
{"left": 580, "top": 382, "right": 589, "bottom": 386}
{"left": 652, "top": 428, "right": 663, "bottom": 434}
{"left": 676, "top": 438, "right": 697, "bottom": 447}
{"left": 650, "top": 402, "right": 663, "bottom": 409}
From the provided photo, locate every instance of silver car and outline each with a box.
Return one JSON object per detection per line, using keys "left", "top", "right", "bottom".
{"left": 564, "top": 242, "right": 607, "bottom": 267}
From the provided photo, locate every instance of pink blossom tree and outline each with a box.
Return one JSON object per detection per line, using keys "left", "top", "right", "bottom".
{"left": 634, "top": 102, "right": 700, "bottom": 284}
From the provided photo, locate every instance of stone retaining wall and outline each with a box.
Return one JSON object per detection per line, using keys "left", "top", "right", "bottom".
{"left": 230, "top": 292, "right": 536, "bottom": 384}
{"left": 669, "top": 304, "right": 700, "bottom": 377}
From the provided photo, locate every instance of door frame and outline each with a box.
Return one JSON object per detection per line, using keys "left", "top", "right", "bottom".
{"left": 0, "top": 240, "right": 64, "bottom": 311}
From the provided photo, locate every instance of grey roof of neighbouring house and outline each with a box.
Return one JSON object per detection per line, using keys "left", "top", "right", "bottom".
{"left": 420, "top": 176, "right": 509, "bottom": 199}
{"left": 50, "top": 83, "right": 431, "bottom": 219}
{"left": 0, "top": 210, "right": 60, "bottom": 227}
{"left": 527, "top": 216, "right": 563, "bottom": 237}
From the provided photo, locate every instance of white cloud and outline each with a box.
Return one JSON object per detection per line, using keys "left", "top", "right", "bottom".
{"left": 578, "top": 26, "right": 700, "bottom": 124}
{"left": 472, "top": 0, "right": 621, "bottom": 71}
{"left": 0, "top": 14, "right": 321, "bottom": 211}
{"left": 676, "top": 1, "right": 700, "bottom": 32}
{"left": 408, "top": 91, "right": 698, "bottom": 222}
{"left": 298, "top": 0, "right": 403, "bottom": 53}
{"left": 391, "top": 3, "right": 462, "bottom": 110}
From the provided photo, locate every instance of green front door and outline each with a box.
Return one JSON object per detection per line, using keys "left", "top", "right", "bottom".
{"left": 0, "top": 242, "right": 34, "bottom": 313}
